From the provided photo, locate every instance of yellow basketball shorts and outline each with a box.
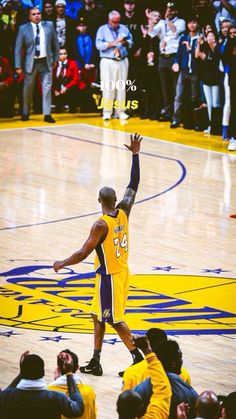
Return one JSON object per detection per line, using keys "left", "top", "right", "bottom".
{"left": 91, "top": 268, "right": 130, "bottom": 323}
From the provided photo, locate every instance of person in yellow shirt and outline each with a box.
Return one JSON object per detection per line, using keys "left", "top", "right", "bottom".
{"left": 122, "top": 329, "right": 191, "bottom": 391}
{"left": 48, "top": 349, "right": 97, "bottom": 419}
{"left": 53, "top": 133, "right": 143, "bottom": 376}
{"left": 117, "top": 335, "right": 172, "bottom": 419}
{"left": 133, "top": 339, "right": 198, "bottom": 419}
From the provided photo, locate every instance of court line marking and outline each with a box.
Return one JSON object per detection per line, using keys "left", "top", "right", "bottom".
{"left": 0, "top": 122, "right": 230, "bottom": 156}
{"left": 175, "top": 280, "right": 236, "bottom": 295}
{"left": 80, "top": 123, "right": 229, "bottom": 156}
{"left": 0, "top": 128, "right": 186, "bottom": 231}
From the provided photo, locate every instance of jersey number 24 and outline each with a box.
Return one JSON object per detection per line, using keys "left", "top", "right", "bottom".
{"left": 113, "top": 233, "right": 128, "bottom": 258}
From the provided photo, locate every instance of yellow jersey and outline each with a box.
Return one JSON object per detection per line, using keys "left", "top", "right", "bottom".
{"left": 48, "top": 382, "right": 97, "bottom": 419}
{"left": 95, "top": 209, "right": 129, "bottom": 275}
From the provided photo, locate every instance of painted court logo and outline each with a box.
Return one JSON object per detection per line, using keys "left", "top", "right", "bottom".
{"left": 0, "top": 264, "right": 235, "bottom": 335}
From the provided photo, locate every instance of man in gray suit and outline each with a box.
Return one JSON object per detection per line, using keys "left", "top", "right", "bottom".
{"left": 15, "top": 7, "right": 59, "bottom": 122}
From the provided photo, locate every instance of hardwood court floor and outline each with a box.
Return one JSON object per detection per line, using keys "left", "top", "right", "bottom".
{"left": 0, "top": 115, "right": 236, "bottom": 418}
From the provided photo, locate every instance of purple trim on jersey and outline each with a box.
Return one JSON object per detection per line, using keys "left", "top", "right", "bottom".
{"left": 96, "top": 243, "right": 107, "bottom": 274}
{"left": 100, "top": 273, "right": 114, "bottom": 323}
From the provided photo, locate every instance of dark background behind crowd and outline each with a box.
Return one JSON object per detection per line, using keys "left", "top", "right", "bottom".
{"left": 0, "top": 0, "right": 236, "bottom": 147}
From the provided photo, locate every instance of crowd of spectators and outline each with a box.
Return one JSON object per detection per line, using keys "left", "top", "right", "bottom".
{"left": 0, "top": 333, "right": 235, "bottom": 418}
{"left": 0, "top": 0, "right": 236, "bottom": 149}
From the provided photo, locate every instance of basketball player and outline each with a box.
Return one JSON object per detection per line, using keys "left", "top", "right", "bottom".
{"left": 53, "top": 132, "right": 143, "bottom": 376}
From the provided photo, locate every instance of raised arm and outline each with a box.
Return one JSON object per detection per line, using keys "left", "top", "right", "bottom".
{"left": 116, "top": 133, "right": 142, "bottom": 217}
{"left": 53, "top": 219, "right": 108, "bottom": 272}
{"left": 134, "top": 336, "right": 172, "bottom": 419}
{"left": 220, "top": 0, "right": 236, "bottom": 17}
{"left": 56, "top": 352, "right": 84, "bottom": 417}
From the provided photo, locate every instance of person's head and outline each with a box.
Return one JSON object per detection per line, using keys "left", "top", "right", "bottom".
{"left": 150, "top": 10, "right": 161, "bottom": 24}
{"left": 55, "top": 0, "right": 66, "bottom": 17}
{"left": 204, "top": 23, "right": 213, "bottom": 36}
{"left": 154, "top": 339, "right": 183, "bottom": 374}
{"left": 220, "top": 19, "right": 231, "bottom": 38}
{"left": 195, "top": 391, "right": 220, "bottom": 419}
{"left": 57, "top": 349, "right": 79, "bottom": 374}
{"left": 84, "top": 0, "right": 95, "bottom": 5}
{"left": 229, "top": 25, "right": 236, "bottom": 38}
{"left": 165, "top": 2, "right": 178, "bottom": 20}
{"left": 59, "top": 47, "right": 68, "bottom": 62}
{"left": 43, "top": 2, "right": 54, "bottom": 17}
{"left": 206, "top": 31, "right": 217, "bottom": 45}
{"left": 187, "top": 18, "right": 198, "bottom": 33}
{"left": 28, "top": 7, "right": 41, "bottom": 24}
{"left": 21, "top": 354, "right": 45, "bottom": 379}
{"left": 124, "top": 0, "right": 136, "bottom": 13}
{"left": 219, "top": 392, "right": 236, "bottom": 419}
{"left": 76, "top": 17, "right": 87, "bottom": 33}
{"left": 146, "top": 328, "right": 167, "bottom": 353}
{"left": 199, "top": 0, "right": 210, "bottom": 7}
{"left": 108, "top": 10, "right": 121, "bottom": 29}
{"left": 98, "top": 187, "right": 117, "bottom": 209}
{"left": 117, "top": 389, "right": 146, "bottom": 419}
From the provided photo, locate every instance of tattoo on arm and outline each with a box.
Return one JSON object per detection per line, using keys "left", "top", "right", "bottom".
{"left": 117, "top": 188, "right": 136, "bottom": 216}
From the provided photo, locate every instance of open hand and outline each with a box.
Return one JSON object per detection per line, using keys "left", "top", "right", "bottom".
{"left": 58, "top": 351, "right": 74, "bottom": 374}
{"left": 124, "top": 133, "right": 143, "bottom": 154}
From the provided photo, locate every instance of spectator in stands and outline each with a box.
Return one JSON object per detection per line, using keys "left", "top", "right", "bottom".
{"left": 195, "top": 391, "right": 220, "bottom": 418}
{"left": 48, "top": 349, "right": 97, "bottom": 419}
{"left": 75, "top": 16, "right": 94, "bottom": 69}
{"left": 122, "top": 328, "right": 191, "bottom": 390}
{"left": 0, "top": 52, "right": 14, "bottom": 117}
{"left": 75, "top": 16, "right": 97, "bottom": 112}
{"left": 219, "top": 18, "right": 231, "bottom": 42}
{"left": 2, "top": 0, "right": 27, "bottom": 29}
{"left": 176, "top": 391, "right": 220, "bottom": 419}
{"left": 42, "top": 1, "right": 56, "bottom": 21}
{"left": 228, "top": 22, "right": 236, "bottom": 35}
{"left": 121, "top": 0, "right": 143, "bottom": 114}
{"left": 122, "top": 328, "right": 167, "bottom": 386}
{"left": 96, "top": 10, "right": 133, "bottom": 120}
{"left": 0, "top": 351, "right": 84, "bottom": 419}
{"left": 170, "top": 16, "right": 200, "bottom": 129}
{"left": 14, "top": 6, "right": 59, "bottom": 123}
{"left": 52, "top": 46, "right": 79, "bottom": 113}
{"left": 212, "top": 0, "right": 236, "bottom": 33}
{"left": 134, "top": 339, "right": 198, "bottom": 419}
{"left": 117, "top": 335, "right": 172, "bottom": 419}
{"left": 65, "top": 0, "right": 83, "bottom": 21}
{"left": 0, "top": 4, "right": 14, "bottom": 62}
{"left": 139, "top": 8, "right": 162, "bottom": 120}
{"left": 192, "top": 0, "right": 216, "bottom": 30}
{"left": 223, "top": 27, "right": 236, "bottom": 150}
{"left": 55, "top": 0, "right": 76, "bottom": 57}
{"left": 219, "top": 391, "right": 236, "bottom": 419}
{"left": 203, "top": 23, "right": 215, "bottom": 38}
{"left": 77, "top": 0, "right": 106, "bottom": 39}
{"left": 219, "top": 18, "right": 231, "bottom": 140}
{"left": 148, "top": 1, "right": 186, "bottom": 121}
{"left": 195, "top": 30, "right": 221, "bottom": 134}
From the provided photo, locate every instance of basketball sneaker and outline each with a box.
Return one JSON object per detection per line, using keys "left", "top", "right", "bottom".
{"left": 79, "top": 357, "right": 103, "bottom": 376}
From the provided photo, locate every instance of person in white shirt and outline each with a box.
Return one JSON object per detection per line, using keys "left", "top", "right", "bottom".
{"left": 213, "top": 0, "right": 236, "bottom": 32}
{"left": 148, "top": 2, "right": 185, "bottom": 121}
